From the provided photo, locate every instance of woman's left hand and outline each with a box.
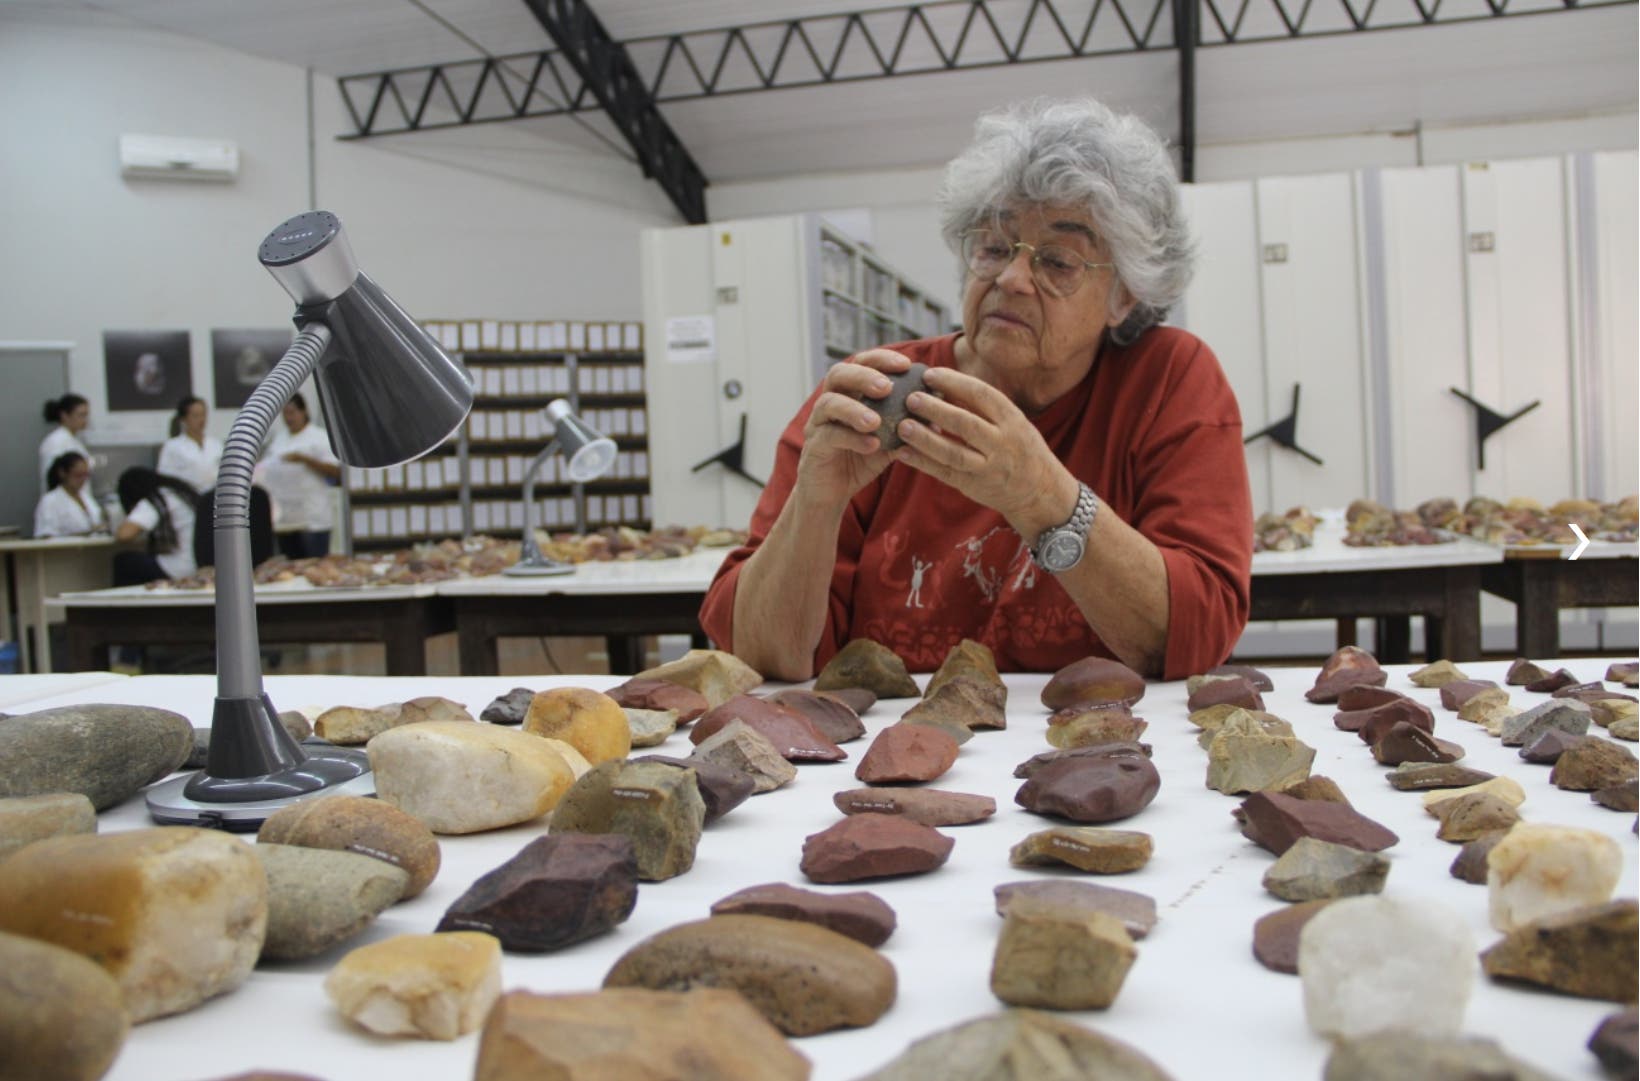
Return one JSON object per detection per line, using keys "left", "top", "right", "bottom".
{"left": 891, "top": 366, "right": 1067, "bottom": 524}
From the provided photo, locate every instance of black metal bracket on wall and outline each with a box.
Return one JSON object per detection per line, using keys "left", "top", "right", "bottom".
{"left": 1449, "top": 388, "right": 1540, "bottom": 471}
{"left": 691, "top": 413, "right": 766, "bottom": 489}
{"left": 1244, "top": 383, "right": 1324, "bottom": 465}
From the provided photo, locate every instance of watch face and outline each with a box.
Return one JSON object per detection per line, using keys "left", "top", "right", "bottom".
{"left": 1041, "top": 531, "right": 1086, "bottom": 572}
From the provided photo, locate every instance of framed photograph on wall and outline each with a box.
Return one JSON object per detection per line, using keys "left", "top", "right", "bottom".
{"left": 103, "top": 330, "right": 192, "bottom": 411}
{"left": 212, "top": 328, "right": 293, "bottom": 409}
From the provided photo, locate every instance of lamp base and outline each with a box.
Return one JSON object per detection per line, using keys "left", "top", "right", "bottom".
{"left": 145, "top": 746, "right": 374, "bottom": 831}
{"left": 503, "top": 558, "right": 576, "bottom": 577}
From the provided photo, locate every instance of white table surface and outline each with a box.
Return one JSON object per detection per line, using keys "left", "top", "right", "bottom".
{"left": 0, "top": 671, "right": 126, "bottom": 709}
{"left": 15, "top": 659, "right": 1637, "bottom": 1081}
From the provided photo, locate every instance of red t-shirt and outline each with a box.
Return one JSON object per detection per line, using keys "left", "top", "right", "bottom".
{"left": 699, "top": 327, "right": 1253, "bottom": 679}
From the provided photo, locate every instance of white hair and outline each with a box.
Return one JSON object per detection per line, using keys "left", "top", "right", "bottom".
{"left": 936, "top": 97, "right": 1196, "bottom": 345}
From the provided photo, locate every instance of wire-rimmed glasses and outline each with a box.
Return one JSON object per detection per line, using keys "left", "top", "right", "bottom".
{"left": 961, "top": 229, "right": 1115, "bottom": 298}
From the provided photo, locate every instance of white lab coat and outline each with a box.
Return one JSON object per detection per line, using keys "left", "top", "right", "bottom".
{"left": 260, "top": 424, "right": 337, "bottom": 532}
{"left": 33, "top": 485, "right": 105, "bottom": 537}
{"left": 157, "top": 433, "right": 223, "bottom": 493}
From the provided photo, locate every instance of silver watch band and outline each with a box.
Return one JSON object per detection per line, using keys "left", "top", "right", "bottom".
{"left": 1030, "top": 482, "right": 1098, "bottom": 568}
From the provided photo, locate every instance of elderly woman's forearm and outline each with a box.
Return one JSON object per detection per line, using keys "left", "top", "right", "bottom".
{"left": 1059, "top": 514, "right": 1171, "bottom": 676}
{"left": 728, "top": 498, "right": 848, "bottom": 681}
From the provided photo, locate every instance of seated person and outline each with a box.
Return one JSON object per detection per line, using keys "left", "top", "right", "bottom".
{"left": 113, "top": 468, "right": 200, "bottom": 586}
{"left": 34, "top": 452, "right": 106, "bottom": 537}
{"left": 700, "top": 97, "right": 1253, "bottom": 680}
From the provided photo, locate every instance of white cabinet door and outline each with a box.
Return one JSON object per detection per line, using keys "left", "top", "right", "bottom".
{"left": 1582, "top": 150, "right": 1639, "bottom": 502}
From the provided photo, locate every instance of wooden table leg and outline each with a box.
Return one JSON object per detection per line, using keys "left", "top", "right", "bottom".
{"left": 457, "top": 614, "right": 500, "bottom": 677}
{"left": 66, "top": 619, "right": 105, "bottom": 672}
{"left": 605, "top": 635, "right": 645, "bottom": 675}
{"left": 1334, "top": 618, "right": 1357, "bottom": 649}
{"left": 1512, "top": 561, "right": 1561, "bottom": 659}
{"left": 1377, "top": 617, "right": 1411, "bottom": 664}
{"left": 1439, "top": 565, "right": 1482, "bottom": 662}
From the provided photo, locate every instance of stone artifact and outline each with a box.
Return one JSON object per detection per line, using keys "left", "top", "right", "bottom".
{"left": 1041, "top": 656, "right": 1145, "bottom": 710}
{"left": 1016, "top": 753, "right": 1160, "bottom": 823}
{"left": 1014, "top": 743, "right": 1151, "bottom": 778}
{"left": 1499, "top": 699, "right": 1592, "bottom": 747}
{"left": 1524, "top": 667, "right": 1578, "bottom": 693}
{"left": 1421, "top": 776, "right": 1525, "bottom": 812}
{"left": 1262, "top": 837, "right": 1389, "bottom": 901}
{"left": 1439, "top": 679, "right": 1503, "bottom": 711}
{"left": 1371, "top": 723, "right": 1464, "bottom": 766}
{"left": 995, "top": 880, "right": 1157, "bottom": 939}
{"left": 766, "top": 688, "right": 866, "bottom": 743}
{"left": 1305, "top": 646, "right": 1386, "bottom": 703}
{"left": 1237, "top": 792, "right": 1399, "bottom": 855}
{"left": 990, "top": 904, "right": 1135, "bottom": 1009}
{"left": 689, "top": 720, "right": 797, "bottom": 793}
{"left": 1590, "top": 697, "right": 1638, "bottom": 728}
{"left": 1185, "top": 675, "right": 1264, "bottom": 712}
{"left": 1299, "top": 896, "right": 1474, "bottom": 1039}
{"left": 1046, "top": 706, "right": 1148, "bottom": 749}
{"left": 635, "top": 649, "right": 764, "bottom": 708}
{"left": 258, "top": 793, "right": 440, "bottom": 899}
{"left": 538, "top": 738, "right": 593, "bottom": 779}
{"left": 549, "top": 759, "right": 706, "bottom": 881}
{"left": 1607, "top": 661, "right": 1640, "bottom": 688}
{"left": 632, "top": 754, "right": 756, "bottom": 823}
{"left": 1551, "top": 737, "right": 1639, "bottom": 790}
{"left": 368, "top": 721, "right": 574, "bottom": 834}
{"left": 1336, "top": 684, "right": 1405, "bottom": 711}
{"left": 437, "top": 833, "right": 638, "bottom": 951}
{"left": 315, "top": 696, "right": 474, "bottom": 744}
{"left": 897, "top": 713, "right": 974, "bottom": 747}
{"left": 471, "top": 987, "right": 810, "bottom": 1081}
{"left": 820, "top": 687, "right": 877, "bottom": 714}
{"left": 1593, "top": 778, "right": 1638, "bottom": 812}
{"left": 0, "top": 930, "right": 127, "bottom": 1081}
{"left": 814, "top": 639, "right": 920, "bottom": 698}
{"left": 1481, "top": 899, "right": 1637, "bottom": 1001}
{"left": 1204, "top": 663, "right": 1274, "bottom": 690}
{"left": 1322, "top": 1031, "right": 1562, "bottom": 1081}
{"left": 853, "top": 360, "right": 927, "bottom": 450}
{"left": 925, "top": 637, "right": 1001, "bottom": 698}
{"left": 603, "top": 914, "right": 896, "bottom": 1036}
{"left": 1519, "top": 728, "right": 1584, "bottom": 763}
{"left": 690, "top": 694, "right": 846, "bottom": 762}
{"left": 1611, "top": 716, "right": 1640, "bottom": 741}
{"left": 1588, "top": 1008, "right": 1639, "bottom": 1077}
{"left": 1505, "top": 658, "right": 1553, "bottom": 685}
{"left": 1251, "top": 899, "right": 1334, "bottom": 974}
{"left": 1450, "top": 831, "right": 1508, "bottom": 884}
{"left": 1352, "top": 699, "right": 1437, "bottom": 744}
{"left": 255, "top": 844, "right": 408, "bottom": 961}
{"left": 1487, "top": 823, "right": 1622, "bottom": 932}
{"left": 904, "top": 676, "right": 1007, "bottom": 732}
{"left": 0, "top": 827, "right": 266, "bottom": 1022}
{"left": 523, "top": 686, "right": 632, "bottom": 764}
{"left": 1282, "top": 775, "right": 1350, "bottom": 804}
{"left": 0, "top": 703, "right": 192, "bottom": 811}
{"left": 1408, "top": 659, "right": 1468, "bottom": 688}
{"left": 325, "top": 931, "right": 502, "bottom": 1040}
{"left": 1206, "top": 713, "right": 1315, "bottom": 794}
{"left": 0, "top": 792, "right": 96, "bottom": 862}
{"left": 856, "top": 723, "right": 959, "bottom": 783}
{"left": 479, "top": 687, "right": 534, "bottom": 725}
{"left": 1196, "top": 709, "right": 1294, "bottom": 753}
{"left": 834, "top": 786, "right": 996, "bottom": 827}
{"left": 1386, "top": 762, "right": 1494, "bottom": 791}
{"left": 854, "top": 1008, "right": 1177, "bottom": 1081}
{"left": 624, "top": 707, "right": 677, "bottom": 748}
{"left": 800, "top": 812, "right": 954, "bottom": 882}
{"left": 711, "top": 881, "right": 897, "bottom": 946}
{"left": 1009, "top": 827, "right": 1153, "bottom": 873}
{"left": 606, "top": 677, "right": 710, "bottom": 724}
{"left": 1456, "top": 687, "right": 1512, "bottom": 720}
{"left": 1430, "top": 792, "right": 1520, "bottom": 842}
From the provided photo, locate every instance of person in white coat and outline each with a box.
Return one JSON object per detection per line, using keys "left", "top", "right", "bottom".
{"left": 39, "top": 393, "right": 92, "bottom": 494}
{"left": 34, "top": 452, "right": 106, "bottom": 537}
{"left": 112, "top": 467, "right": 199, "bottom": 585}
{"left": 156, "top": 396, "right": 223, "bottom": 494}
{"left": 260, "top": 393, "right": 340, "bottom": 559}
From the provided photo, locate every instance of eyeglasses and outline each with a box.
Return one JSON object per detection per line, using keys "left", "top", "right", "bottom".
{"left": 960, "top": 229, "right": 1115, "bottom": 299}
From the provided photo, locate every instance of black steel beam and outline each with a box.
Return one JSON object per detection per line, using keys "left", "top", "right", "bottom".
{"left": 1175, "top": 0, "right": 1198, "bottom": 182}
{"left": 519, "top": 0, "right": 708, "bottom": 223}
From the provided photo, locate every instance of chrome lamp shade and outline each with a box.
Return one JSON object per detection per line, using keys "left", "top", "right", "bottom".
{"left": 504, "top": 400, "right": 617, "bottom": 577}
{"left": 145, "top": 210, "right": 473, "bottom": 829}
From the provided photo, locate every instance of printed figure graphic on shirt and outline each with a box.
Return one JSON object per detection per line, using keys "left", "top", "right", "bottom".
{"left": 905, "top": 555, "right": 931, "bottom": 608}
{"left": 955, "top": 532, "right": 1001, "bottom": 602}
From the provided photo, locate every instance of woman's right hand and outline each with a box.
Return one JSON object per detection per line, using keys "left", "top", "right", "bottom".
{"left": 795, "top": 349, "right": 912, "bottom": 509}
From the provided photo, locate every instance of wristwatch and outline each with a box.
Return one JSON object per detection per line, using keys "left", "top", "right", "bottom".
{"left": 1030, "top": 482, "right": 1099, "bottom": 573}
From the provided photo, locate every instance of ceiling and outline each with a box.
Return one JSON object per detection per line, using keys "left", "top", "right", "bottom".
{"left": 5, "top": 0, "right": 1635, "bottom": 188}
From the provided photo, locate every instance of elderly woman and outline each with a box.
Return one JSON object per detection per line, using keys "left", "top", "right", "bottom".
{"left": 699, "top": 97, "right": 1252, "bottom": 679}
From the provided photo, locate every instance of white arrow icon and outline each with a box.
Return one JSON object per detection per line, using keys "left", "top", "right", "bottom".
{"left": 1568, "top": 523, "right": 1590, "bottom": 560}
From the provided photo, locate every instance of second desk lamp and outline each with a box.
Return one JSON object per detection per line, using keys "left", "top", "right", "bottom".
{"left": 504, "top": 400, "right": 618, "bottom": 576}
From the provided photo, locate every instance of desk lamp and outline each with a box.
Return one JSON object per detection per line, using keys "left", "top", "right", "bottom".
{"left": 146, "top": 210, "right": 473, "bottom": 829}
{"left": 504, "top": 400, "right": 617, "bottom": 576}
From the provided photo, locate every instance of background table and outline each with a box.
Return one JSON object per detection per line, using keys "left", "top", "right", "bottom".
{"left": 1482, "top": 540, "right": 1639, "bottom": 658}
{"left": 0, "top": 534, "right": 113, "bottom": 673}
{"left": 18, "top": 658, "right": 1634, "bottom": 1081}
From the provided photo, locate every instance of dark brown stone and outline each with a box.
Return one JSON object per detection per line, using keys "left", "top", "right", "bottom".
{"left": 1281, "top": 775, "right": 1350, "bottom": 804}
{"left": 480, "top": 687, "right": 534, "bottom": 725}
{"left": 814, "top": 639, "right": 921, "bottom": 698}
{"left": 924, "top": 638, "right": 1000, "bottom": 699}
{"left": 993, "top": 880, "right": 1158, "bottom": 939}
{"left": 1525, "top": 667, "right": 1579, "bottom": 693}
{"left": 1353, "top": 698, "right": 1437, "bottom": 745}
{"left": 854, "top": 724, "right": 959, "bottom": 784}
{"left": 764, "top": 689, "right": 866, "bottom": 744}
{"left": 1336, "top": 685, "right": 1405, "bottom": 711}
{"left": 1306, "top": 646, "right": 1386, "bottom": 703}
{"left": 1041, "top": 657, "right": 1146, "bottom": 711}
{"left": 1554, "top": 681, "right": 1620, "bottom": 700}
{"left": 689, "top": 694, "right": 846, "bottom": 763}
{"left": 1252, "top": 899, "right": 1335, "bottom": 974}
{"left": 1186, "top": 676, "right": 1264, "bottom": 713}
{"left": 1589, "top": 1007, "right": 1639, "bottom": 1077}
{"left": 1015, "top": 754, "right": 1160, "bottom": 824}
{"left": 1014, "top": 742, "right": 1152, "bottom": 779}
{"left": 1450, "top": 830, "right": 1509, "bottom": 884}
{"left": 832, "top": 787, "right": 996, "bottom": 827}
{"left": 799, "top": 813, "right": 954, "bottom": 883}
{"left": 1372, "top": 722, "right": 1464, "bottom": 766}
{"left": 631, "top": 755, "right": 756, "bottom": 824}
{"left": 1238, "top": 791, "right": 1399, "bottom": 855}
{"left": 818, "top": 687, "right": 877, "bottom": 715}
{"left": 1551, "top": 738, "right": 1640, "bottom": 791}
{"left": 710, "top": 882, "right": 897, "bottom": 946}
{"left": 1506, "top": 658, "right": 1552, "bottom": 685}
{"left": 854, "top": 361, "right": 927, "bottom": 451}
{"left": 607, "top": 678, "right": 710, "bottom": 725}
{"left": 1482, "top": 900, "right": 1638, "bottom": 1001}
{"left": 1209, "top": 664, "right": 1273, "bottom": 691}
{"left": 1387, "top": 762, "right": 1496, "bottom": 791}
{"left": 1520, "top": 728, "right": 1587, "bottom": 763}
{"left": 902, "top": 676, "right": 1007, "bottom": 732}
{"left": 436, "top": 833, "right": 637, "bottom": 951}
{"left": 1439, "top": 679, "right": 1502, "bottom": 711}
{"left": 1593, "top": 778, "right": 1639, "bottom": 812}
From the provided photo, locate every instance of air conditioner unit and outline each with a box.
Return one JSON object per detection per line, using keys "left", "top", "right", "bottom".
{"left": 118, "top": 133, "right": 239, "bottom": 182}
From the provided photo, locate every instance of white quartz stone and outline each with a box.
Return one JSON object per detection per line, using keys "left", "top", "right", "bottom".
{"left": 367, "top": 721, "right": 574, "bottom": 834}
{"left": 1486, "top": 823, "right": 1623, "bottom": 932}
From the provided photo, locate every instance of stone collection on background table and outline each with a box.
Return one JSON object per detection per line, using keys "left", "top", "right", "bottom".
{"left": 710, "top": 881, "right": 897, "bottom": 946}
{"left": 254, "top": 844, "right": 408, "bottom": 961}
{"left": 0, "top": 930, "right": 128, "bottom": 1081}
{"left": 0, "top": 703, "right": 192, "bottom": 810}
{"left": 800, "top": 812, "right": 954, "bottom": 883}
{"left": 366, "top": 721, "right": 574, "bottom": 834}
{"left": 325, "top": 931, "right": 501, "bottom": 1040}
{"left": 548, "top": 759, "right": 705, "bottom": 881}
{"left": 813, "top": 638, "right": 921, "bottom": 698}
{"left": 0, "top": 791, "right": 96, "bottom": 862}
{"left": 437, "top": 833, "right": 638, "bottom": 951}
{"left": 258, "top": 792, "right": 441, "bottom": 899}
